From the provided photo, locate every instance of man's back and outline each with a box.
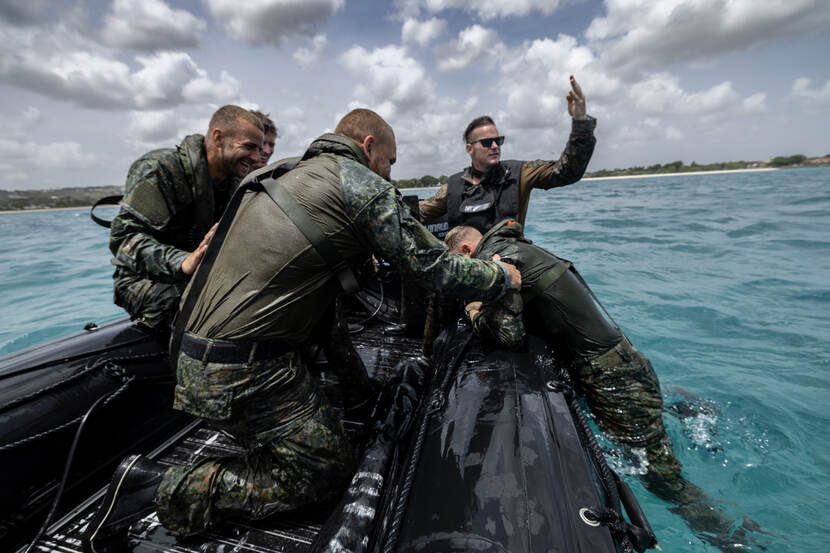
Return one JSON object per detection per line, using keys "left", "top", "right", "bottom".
{"left": 185, "top": 145, "right": 368, "bottom": 343}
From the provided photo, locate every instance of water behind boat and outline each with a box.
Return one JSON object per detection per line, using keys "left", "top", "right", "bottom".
{"left": 2, "top": 167, "right": 828, "bottom": 551}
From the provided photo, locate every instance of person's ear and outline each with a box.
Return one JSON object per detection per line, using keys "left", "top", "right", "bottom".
{"left": 465, "top": 142, "right": 473, "bottom": 156}
{"left": 461, "top": 243, "right": 473, "bottom": 257}
{"left": 361, "top": 135, "right": 375, "bottom": 158}
{"left": 211, "top": 127, "right": 224, "bottom": 147}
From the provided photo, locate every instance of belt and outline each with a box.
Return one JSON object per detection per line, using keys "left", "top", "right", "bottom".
{"left": 180, "top": 333, "right": 292, "bottom": 364}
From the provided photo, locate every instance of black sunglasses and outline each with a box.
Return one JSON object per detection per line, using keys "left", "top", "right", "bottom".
{"left": 469, "top": 136, "right": 505, "bottom": 148}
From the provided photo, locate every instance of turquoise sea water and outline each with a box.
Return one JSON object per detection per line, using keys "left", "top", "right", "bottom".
{"left": 1, "top": 167, "right": 828, "bottom": 551}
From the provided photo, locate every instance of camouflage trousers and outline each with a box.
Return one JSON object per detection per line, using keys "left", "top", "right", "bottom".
{"left": 572, "top": 334, "right": 680, "bottom": 475}
{"left": 113, "top": 268, "right": 185, "bottom": 329}
{"left": 156, "top": 347, "right": 355, "bottom": 536}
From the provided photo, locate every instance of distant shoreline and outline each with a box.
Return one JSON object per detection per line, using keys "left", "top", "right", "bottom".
{"left": 0, "top": 167, "right": 791, "bottom": 214}
{"left": 0, "top": 205, "right": 101, "bottom": 215}
{"left": 581, "top": 167, "right": 778, "bottom": 181}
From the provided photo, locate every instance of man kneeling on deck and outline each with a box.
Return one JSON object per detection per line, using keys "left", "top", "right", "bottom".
{"left": 82, "top": 109, "right": 520, "bottom": 552}
{"left": 445, "top": 220, "right": 761, "bottom": 552}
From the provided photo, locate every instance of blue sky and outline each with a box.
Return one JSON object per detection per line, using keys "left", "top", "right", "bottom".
{"left": 1, "top": 0, "right": 829, "bottom": 190}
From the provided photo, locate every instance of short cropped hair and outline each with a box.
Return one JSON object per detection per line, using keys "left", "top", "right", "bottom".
{"left": 335, "top": 108, "right": 394, "bottom": 145}
{"left": 250, "top": 110, "right": 279, "bottom": 137}
{"left": 444, "top": 225, "right": 478, "bottom": 253}
{"left": 463, "top": 115, "right": 496, "bottom": 143}
{"left": 208, "top": 105, "right": 264, "bottom": 137}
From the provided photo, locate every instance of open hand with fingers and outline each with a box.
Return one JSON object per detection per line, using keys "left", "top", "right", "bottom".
{"left": 567, "top": 75, "right": 587, "bottom": 120}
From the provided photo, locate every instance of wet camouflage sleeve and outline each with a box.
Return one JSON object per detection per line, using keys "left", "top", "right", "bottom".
{"left": 339, "top": 159, "right": 507, "bottom": 301}
{"left": 520, "top": 116, "right": 597, "bottom": 191}
{"left": 418, "top": 183, "right": 447, "bottom": 221}
{"left": 109, "top": 157, "right": 189, "bottom": 283}
{"left": 470, "top": 290, "right": 526, "bottom": 351}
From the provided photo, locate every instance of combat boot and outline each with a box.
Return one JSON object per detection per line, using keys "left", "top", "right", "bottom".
{"left": 82, "top": 454, "right": 164, "bottom": 553}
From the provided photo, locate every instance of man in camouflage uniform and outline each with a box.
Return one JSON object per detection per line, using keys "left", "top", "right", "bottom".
{"left": 446, "top": 221, "right": 763, "bottom": 552}
{"left": 249, "top": 110, "right": 278, "bottom": 171}
{"left": 108, "top": 105, "right": 264, "bottom": 330}
{"left": 419, "top": 76, "right": 596, "bottom": 234}
{"left": 83, "top": 109, "right": 521, "bottom": 550}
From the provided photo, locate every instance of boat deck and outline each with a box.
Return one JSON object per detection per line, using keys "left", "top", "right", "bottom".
{"left": 21, "top": 322, "right": 425, "bottom": 553}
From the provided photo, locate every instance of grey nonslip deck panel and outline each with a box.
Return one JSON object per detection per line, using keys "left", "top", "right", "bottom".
{"left": 22, "top": 322, "right": 424, "bottom": 553}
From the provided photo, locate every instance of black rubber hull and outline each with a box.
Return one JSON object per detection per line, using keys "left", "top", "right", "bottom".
{"left": 0, "top": 318, "right": 190, "bottom": 551}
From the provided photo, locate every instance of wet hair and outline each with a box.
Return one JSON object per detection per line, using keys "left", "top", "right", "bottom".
{"left": 335, "top": 108, "right": 394, "bottom": 146}
{"left": 463, "top": 115, "right": 496, "bottom": 143}
{"left": 444, "top": 225, "right": 479, "bottom": 253}
{"left": 249, "top": 110, "right": 279, "bottom": 137}
{"left": 208, "top": 105, "right": 264, "bottom": 137}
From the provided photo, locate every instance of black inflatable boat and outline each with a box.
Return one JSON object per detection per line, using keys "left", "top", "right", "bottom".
{"left": 1, "top": 283, "right": 656, "bottom": 553}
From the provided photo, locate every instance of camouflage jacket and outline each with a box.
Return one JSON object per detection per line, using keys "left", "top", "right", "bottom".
{"left": 419, "top": 116, "right": 597, "bottom": 226}
{"left": 109, "top": 134, "right": 237, "bottom": 283}
{"left": 184, "top": 133, "right": 512, "bottom": 343}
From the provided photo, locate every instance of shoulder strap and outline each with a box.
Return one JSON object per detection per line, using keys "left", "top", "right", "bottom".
{"left": 260, "top": 176, "right": 359, "bottom": 295}
{"left": 521, "top": 261, "right": 572, "bottom": 304}
{"left": 169, "top": 160, "right": 297, "bottom": 362}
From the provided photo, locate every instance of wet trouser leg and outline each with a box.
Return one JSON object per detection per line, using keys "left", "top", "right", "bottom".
{"left": 157, "top": 349, "right": 355, "bottom": 535}
{"left": 574, "top": 337, "right": 760, "bottom": 551}
{"left": 573, "top": 335, "right": 675, "bottom": 465}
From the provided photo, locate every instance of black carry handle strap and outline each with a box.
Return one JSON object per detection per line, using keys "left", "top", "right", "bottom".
{"left": 169, "top": 179, "right": 258, "bottom": 364}
{"left": 260, "top": 176, "right": 360, "bottom": 295}
{"left": 89, "top": 195, "right": 123, "bottom": 228}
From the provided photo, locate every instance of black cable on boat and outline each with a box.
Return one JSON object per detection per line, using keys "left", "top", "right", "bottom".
{"left": 380, "top": 330, "right": 472, "bottom": 553}
{"left": 22, "top": 372, "right": 135, "bottom": 553}
{"left": 554, "top": 374, "right": 657, "bottom": 552}
{"left": 0, "top": 352, "right": 165, "bottom": 451}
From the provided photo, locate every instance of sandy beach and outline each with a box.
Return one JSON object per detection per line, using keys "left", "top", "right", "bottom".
{"left": 581, "top": 167, "right": 777, "bottom": 181}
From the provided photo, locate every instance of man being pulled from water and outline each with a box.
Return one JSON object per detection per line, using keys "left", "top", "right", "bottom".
{"left": 109, "top": 105, "right": 264, "bottom": 330}
{"left": 445, "top": 221, "right": 764, "bottom": 552}
{"left": 82, "top": 108, "right": 521, "bottom": 551}
{"left": 419, "top": 76, "right": 596, "bottom": 234}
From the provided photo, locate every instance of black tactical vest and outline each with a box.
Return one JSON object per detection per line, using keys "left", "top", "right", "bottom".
{"left": 446, "top": 160, "right": 522, "bottom": 233}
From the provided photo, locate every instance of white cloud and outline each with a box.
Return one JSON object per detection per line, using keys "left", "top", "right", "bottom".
{"left": 127, "top": 110, "right": 181, "bottom": 144}
{"left": 293, "top": 34, "right": 327, "bottom": 67}
{"left": 204, "top": 0, "right": 344, "bottom": 45}
{"left": 587, "top": 0, "right": 830, "bottom": 71}
{"left": 422, "top": 0, "right": 562, "bottom": 21}
{"left": 101, "top": 0, "right": 205, "bottom": 51}
{"left": 1, "top": 46, "right": 240, "bottom": 110}
{"left": 0, "top": 138, "right": 97, "bottom": 170}
{"left": 341, "top": 45, "right": 436, "bottom": 118}
{"left": 790, "top": 78, "right": 830, "bottom": 111}
{"left": 401, "top": 17, "right": 447, "bottom": 47}
{"left": 434, "top": 25, "right": 505, "bottom": 71}
{"left": 629, "top": 74, "right": 742, "bottom": 115}
{"left": 742, "top": 92, "right": 768, "bottom": 114}
{"left": 493, "top": 35, "right": 613, "bottom": 130}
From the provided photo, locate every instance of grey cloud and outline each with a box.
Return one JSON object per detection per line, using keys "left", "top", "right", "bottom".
{"left": 205, "top": 0, "right": 343, "bottom": 45}
{"left": 100, "top": 0, "right": 206, "bottom": 51}
{"left": 0, "top": 49, "right": 239, "bottom": 111}
{"left": 0, "top": 0, "right": 50, "bottom": 25}
{"left": 589, "top": 0, "right": 830, "bottom": 73}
